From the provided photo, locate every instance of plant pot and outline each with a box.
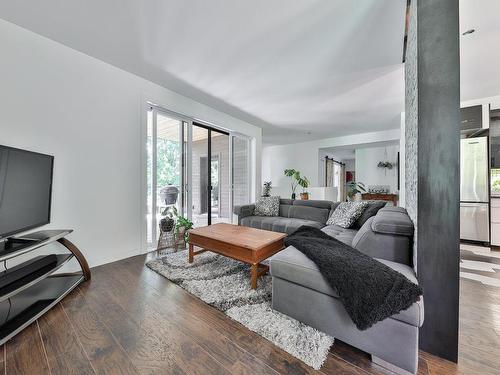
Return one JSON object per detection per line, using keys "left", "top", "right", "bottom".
{"left": 291, "top": 193, "right": 296, "bottom": 200}
{"left": 176, "top": 227, "right": 187, "bottom": 250}
{"left": 160, "top": 217, "right": 175, "bottom": 232}
{"left": 300, "top": 193, "right": 309, "bottom": 200}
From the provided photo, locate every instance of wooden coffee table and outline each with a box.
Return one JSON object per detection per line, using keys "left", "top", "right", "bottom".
{"left": 188, "top": 223, "right": 286, "bottom": 289}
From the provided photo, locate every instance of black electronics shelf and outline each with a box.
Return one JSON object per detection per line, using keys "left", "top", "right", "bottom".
{"left": 0, "top": 254, "right": 74, "bottom": 303}
{"left": 0, "top": 230, "right": 72, "bottom": 262}
{"left": 0, "top": 230, "right": 90, "bottom": 345}
{"left": 0, "top": 275, "right": 83, "bottom": 343}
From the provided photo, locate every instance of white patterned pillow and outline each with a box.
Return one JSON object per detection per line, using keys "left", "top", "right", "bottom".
{"left": 254, "top": 196, "right": 280, "bottom": 216}
{"left": 326, "top": 202, "right": 369, "bottom": 228}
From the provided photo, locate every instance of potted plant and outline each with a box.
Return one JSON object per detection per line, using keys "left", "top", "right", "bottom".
{"left": 160, "top": 205, "right": 178, "bottom": 233}
{"left": 175, "top": 215, "right": 193, "bottom": 249}
{"left": 346, "top": 181, "right": 366, "bottom": 201}
{"left": 262, "top": 181, "right": 272, "bottom": 197}
{"left": 298, "top": 177, "right": 310, "bottom": 200}
{"left": 284, "top": 169, "right": 309, "bottom": 200}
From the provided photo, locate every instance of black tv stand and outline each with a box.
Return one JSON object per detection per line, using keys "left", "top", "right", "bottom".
{"left": 0, "top": 229, "right": 90, "bottom": 345}
{"left": 0, "top": 237, "right": 39, "bottom": 253}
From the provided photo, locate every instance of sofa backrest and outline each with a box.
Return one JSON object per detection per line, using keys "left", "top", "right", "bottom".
{"left": 352, "top": 206, "right": 415, "bottom": 267}
{"left": 278, "top": 199, "right": 335, "bottom": 224}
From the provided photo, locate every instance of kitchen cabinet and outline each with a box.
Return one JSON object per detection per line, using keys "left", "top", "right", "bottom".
{"left": 491, "top": 109, "right": 500, "bottom": 169}
{"left": 461, "top": 105, "right": 482, "bottom": 132}
{"left": 491, "top": 198, "right": 500, "bottom": 246}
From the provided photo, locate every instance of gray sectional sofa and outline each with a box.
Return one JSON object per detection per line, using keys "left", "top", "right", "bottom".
{"left": 234, "top": 199, "right": 423, "bottom": 374}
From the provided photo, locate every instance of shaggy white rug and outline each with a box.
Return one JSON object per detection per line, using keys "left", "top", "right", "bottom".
{"left": 146, "top": 249, "right": 334, "bottom": 370}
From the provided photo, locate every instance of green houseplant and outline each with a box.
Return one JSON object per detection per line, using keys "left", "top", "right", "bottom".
{"left": 346, "top": 181, "right": 366, "bottom": 201}
{"left": 262, "top": 181, "right": 272, "bottom": 197}
{"left": 298, "top": 177, "right": 310, "bottom": 200}
{"left": 284, "top": 169, "right": 310, "bottom": 200}
{"left": 176, "top": 215, "right": 193, "bottom": 248}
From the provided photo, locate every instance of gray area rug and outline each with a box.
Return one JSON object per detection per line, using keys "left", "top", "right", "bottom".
{"left": 146, "top": 249, "right": 334, "bottom": 370}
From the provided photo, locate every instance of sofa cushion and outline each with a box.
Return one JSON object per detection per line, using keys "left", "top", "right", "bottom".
{"left": 371, "top": 209, "right": 414, "bottom": 236}
{"left": 270, "top": 247, "right": 423, "bottom": 327}
{"left": 288, "top": 205, "right": 330, "bottom": 224}
{"left": 292, "top": 199, "right": 334, "bottom": 210}
{"left": 377, "top": 259, "right": 424, "bottom": 327}
{"left": 352, "top": 201, "right": 387, "bottom": 229}
{"left": 279, "top": 203, "right": 292, "bottom": 218}
{"left": 321, "top": 225, "right": 357, "bottom": 246}
{"left": 240, "top": 216, "right": 324, "bottom": 234}
{"left": 254, "top": 196, "right": 280, "bottom": 216}
{"left": 326, "top": 202, "right": 368, "bottom": 228}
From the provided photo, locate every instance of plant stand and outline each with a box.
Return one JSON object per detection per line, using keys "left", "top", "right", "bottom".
{"left": 157, "top": 227, "right": 176, "bottom": 253}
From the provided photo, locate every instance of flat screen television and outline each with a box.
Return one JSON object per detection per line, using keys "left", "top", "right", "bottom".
{"left": 0, "top": 145, "right": 54, "bottom": 239}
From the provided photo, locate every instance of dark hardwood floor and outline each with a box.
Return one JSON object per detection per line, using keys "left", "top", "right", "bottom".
{"left": 2, "top": 244, "right": 500, "bottom": 374}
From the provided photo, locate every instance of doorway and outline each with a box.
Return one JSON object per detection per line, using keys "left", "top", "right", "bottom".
{"left": 191, "top": 123, "right": 230, "bottom": 227}
{"left": 146, "top": 106, "right": 251, "bottom": 248}
{"left": 146, "top": 108, "right": 187, "bottom": 247}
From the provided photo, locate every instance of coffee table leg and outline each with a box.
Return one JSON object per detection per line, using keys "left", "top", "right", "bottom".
{"left": 189, "top": 243, "right": 194, "bottom": 263}
{"left": 251, "top": 263, "right": 258, "bottom": 289}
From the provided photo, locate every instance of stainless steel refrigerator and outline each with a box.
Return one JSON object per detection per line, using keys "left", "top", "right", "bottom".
{"left": 460, "top": 136, "right": 490, "bottom": 242}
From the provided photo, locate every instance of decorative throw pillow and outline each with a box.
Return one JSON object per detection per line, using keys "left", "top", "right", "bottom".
{"left": 254, "top": 196, "right": 280, "bottom": 216}
{"left": 352, "top": 201, "right": 387, "bottom": 229}
{"left": 326, "top": 202, "right": 369, "bottom": 228}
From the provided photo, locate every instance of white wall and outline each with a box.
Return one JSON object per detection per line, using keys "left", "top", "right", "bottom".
{"left": 262, "top": 129, "right": 400, "bottom": 198}
{"left": 355, "top": 145, "right": 399, "bottom": 193}
{"left": 345, "top": 159, "right": 356, "bottom": 173}
{"left": 0, "top": 19, "right": 262, "bottom": 267}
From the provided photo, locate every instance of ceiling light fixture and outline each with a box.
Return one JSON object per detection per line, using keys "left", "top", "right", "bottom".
{"left": 462, "top": 29, "right": 475, "bottom": 36}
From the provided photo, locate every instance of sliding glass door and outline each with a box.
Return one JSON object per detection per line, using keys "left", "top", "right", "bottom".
{"left": 191, "top": 123, "right": 231, "bottom": 227}
{"left": 146, "top": 106, "right": 252, "bottom": 248}
{"left": 147, "top": 108, "right": 187, "bottom": 247}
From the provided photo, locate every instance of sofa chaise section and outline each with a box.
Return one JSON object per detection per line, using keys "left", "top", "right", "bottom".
{"left": 269, "top": 206, "right": 423, "bottom": 374}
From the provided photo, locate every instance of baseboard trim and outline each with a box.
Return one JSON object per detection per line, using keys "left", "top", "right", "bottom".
{"left": 372, "top": 355, "right": 415, "bottom": 375}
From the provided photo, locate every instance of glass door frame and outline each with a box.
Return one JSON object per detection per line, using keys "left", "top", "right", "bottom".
{"left": 230, "top": 133, "right": 251, "bottom": 213}
{"left": 192, "top": 121, "right": 230, "bottom": 226}
{"left": 148, "top": 106, "right": 189, "bottom": 247}
{"left": 144, "top": 103, "right": 253, "bottom": 250}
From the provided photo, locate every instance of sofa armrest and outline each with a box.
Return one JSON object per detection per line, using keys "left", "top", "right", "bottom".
{"left": 233, "top": 204, "right": 255, "bottom": 224}
{"left": 371, "top": 208, "right": 414, "bottom": 236}
{"left": 353, "top": 217, "right": 412, "bottom": 266}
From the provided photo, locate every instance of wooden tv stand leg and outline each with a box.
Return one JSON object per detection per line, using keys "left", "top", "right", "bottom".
{"left": 57, "top": 237, "right": 91, "bottom": 281}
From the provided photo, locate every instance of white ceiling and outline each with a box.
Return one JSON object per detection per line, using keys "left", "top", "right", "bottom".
{"left": 2, "top": 1, "right": 496, "bottom": 145}
{"left": 0, "top": 0, "right": 407, "bottom": 145}
{"left": 460, "top": 0, "right": 500, "bottom": 101}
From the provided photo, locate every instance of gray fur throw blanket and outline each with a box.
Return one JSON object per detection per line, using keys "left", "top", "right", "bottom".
{"left": 284, "top": 226, "right": 423, "bottom": 330}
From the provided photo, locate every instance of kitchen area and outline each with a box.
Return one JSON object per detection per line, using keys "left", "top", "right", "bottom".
{"left": 490, "top": 108, "right": 500, "bottom": 246}
{"left": 460, "top": 104, "right": 500, "bottom": 248}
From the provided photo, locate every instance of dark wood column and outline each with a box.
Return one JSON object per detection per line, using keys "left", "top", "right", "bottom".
{"left": 404, "top": 0, "right": 460, "bottom": 362}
